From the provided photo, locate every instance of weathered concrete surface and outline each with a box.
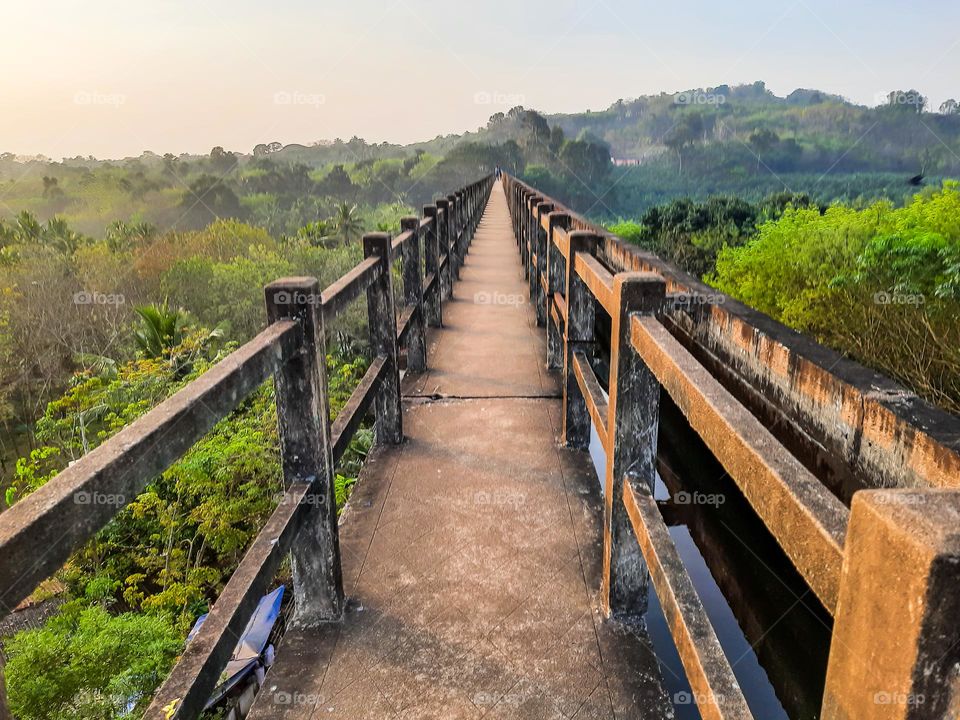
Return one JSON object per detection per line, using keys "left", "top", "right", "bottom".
{"left": 405, "top": 186, "right": 559, "bottom": 400}
{"left": 250, "top": 184, "right": 671, "bottom": 719}
{"left": 821, "top": 489, "right": 960, "bottom": 720}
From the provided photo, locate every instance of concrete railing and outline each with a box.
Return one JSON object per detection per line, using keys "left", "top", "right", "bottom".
{"left": 504, "top": 174, "right": 960, "bottom": 720}
{"left": 0, "top": 174, "right": 494, "bottom": 720}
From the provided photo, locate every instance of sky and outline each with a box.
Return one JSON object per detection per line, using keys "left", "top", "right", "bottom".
{"left": 1, "top": 0, "right": 958, "bottom": 159}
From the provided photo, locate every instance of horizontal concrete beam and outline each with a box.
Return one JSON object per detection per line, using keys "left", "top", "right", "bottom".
{"left": 320, "top": 255, "right": 381, "bottom": 325}
{"left": 330, "top": 355, "right": 388, "bottom": 463}
{"left": 0, "top": 320, "right": 298, "bottom": 614}
{"left": 630, "top": 313, "right": 848, "bottom": 612}
{"left": 623, "top": 480, "right": 754, "bottom": 720}
{"left": 144, "top": 483, "right": 311, "bottom": 720}
{"left": 574, "top": 252, "right": 616, "bottom": 317}
{"left": 573, "top": 350, "right": 609, "bottom": 451}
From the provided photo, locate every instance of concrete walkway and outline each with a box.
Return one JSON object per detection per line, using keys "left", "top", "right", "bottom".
{"left": 250, "top": 184, "right": 671, "bottom": 720}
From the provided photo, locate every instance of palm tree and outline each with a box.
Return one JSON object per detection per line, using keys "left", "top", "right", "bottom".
{"left": 43, "top": 216, "right": 85, "bottom": 254}
{"left": 133, "top": 304, "right": 190, "bottom": 358}
{"left": 331, "top": 202, "right": 364, "bottom": 246}
{"left": 106, "top": 220, "right": 156, "bottom": 252}
{"left": 14, "top": 211, "right": 42, "bottom": 242}
{"left": 297, "top": 219, "right": 332, "bottom": 247}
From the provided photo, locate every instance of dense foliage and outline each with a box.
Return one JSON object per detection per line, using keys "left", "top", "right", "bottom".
{"left": 0, "top": 181, "right": 383, "bottom": 718}
{"left": 5, "top": 602, "right": 181, "bottom": 720}
{"left": 610, "top": 192, "right": 818, "bottom": 277}
{"left": 3, "top": 319, "right": 371, "bottom": 718}
{"left": 709, "top": 183, "right": 960, "bottom": 412}
{"left": 607, "top": 182, "right": 960, "bottom": 414}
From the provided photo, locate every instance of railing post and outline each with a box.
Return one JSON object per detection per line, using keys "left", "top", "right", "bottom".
{"left": 562, "top": 231, "right": 598, "bottom": 448}
{"left": 514, "top": 185, "right": 521, "bottom": 246}
{"left": 602, "top": 272, "right": 666, "bottom": 621}
{"left": 469, "top": 183, "right": 477, "bottom": 236}
{"left": 821, "top": 489, "right": 960, "bottom": 720}
{"left": 363, "top": 233, "right": 403, "bottom": 444}
{"left": 465, "top": 186, "right": 474, "bottom": 247}
{"left": 473, "top": 182, "right": 483, "bottom": 237}
{"left": 435, "top": 199, "right": 452, "bottom": 299}
{"left": 522, "top": 192, "right": 532, "bottom": 280}
{"left": 264, "top": 277, "right": 344, "bottom": 625}
{"left": 534, "top": 201, "right": 553, "bottom": 327}
{"left": 527, "top": 195, "right": 542, "bottom": 298}
{"left": 400, "top": 216, "right": 427, "bottom": 373}
{"left": 447, "top": 193, "right": 460, "bottom": 280}
{"left": 456, "top": 190, "right": 467, "bottom": 265}
{"left": 422, "top": 205, "right": 442, "bottom": 327}
{"left": 520, "top": 190, "right": 530, "bottom": 261}
{"left": 546, "top": 211, "right": 569, "bottom": 369}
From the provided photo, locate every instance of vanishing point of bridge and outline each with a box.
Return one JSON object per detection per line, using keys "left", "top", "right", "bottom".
{"left": 244, "top": 182, "right": 672, "bottom": 719}
{"left": 1, "top": 175, "right": 959, "bottom": 720}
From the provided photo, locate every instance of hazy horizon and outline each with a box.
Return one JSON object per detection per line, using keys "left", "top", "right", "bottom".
{"left": 2, "top": 0, "right": 958, "bottom": 160}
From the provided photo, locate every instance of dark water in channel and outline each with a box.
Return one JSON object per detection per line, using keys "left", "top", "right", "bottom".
{"left": 588, "top": 394, "right": 832, "bottom": 720}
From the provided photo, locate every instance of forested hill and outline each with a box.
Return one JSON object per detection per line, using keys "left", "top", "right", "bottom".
{"left": 4, "top": 82, "right": 960, "bottom": 235}
{"left": 490, "top": 82, "right": 960, "bottom": 178}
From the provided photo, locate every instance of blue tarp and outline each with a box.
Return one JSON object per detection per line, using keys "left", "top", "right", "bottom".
{"left": 186, "top": 586, "right": 285, "bottom": 709}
